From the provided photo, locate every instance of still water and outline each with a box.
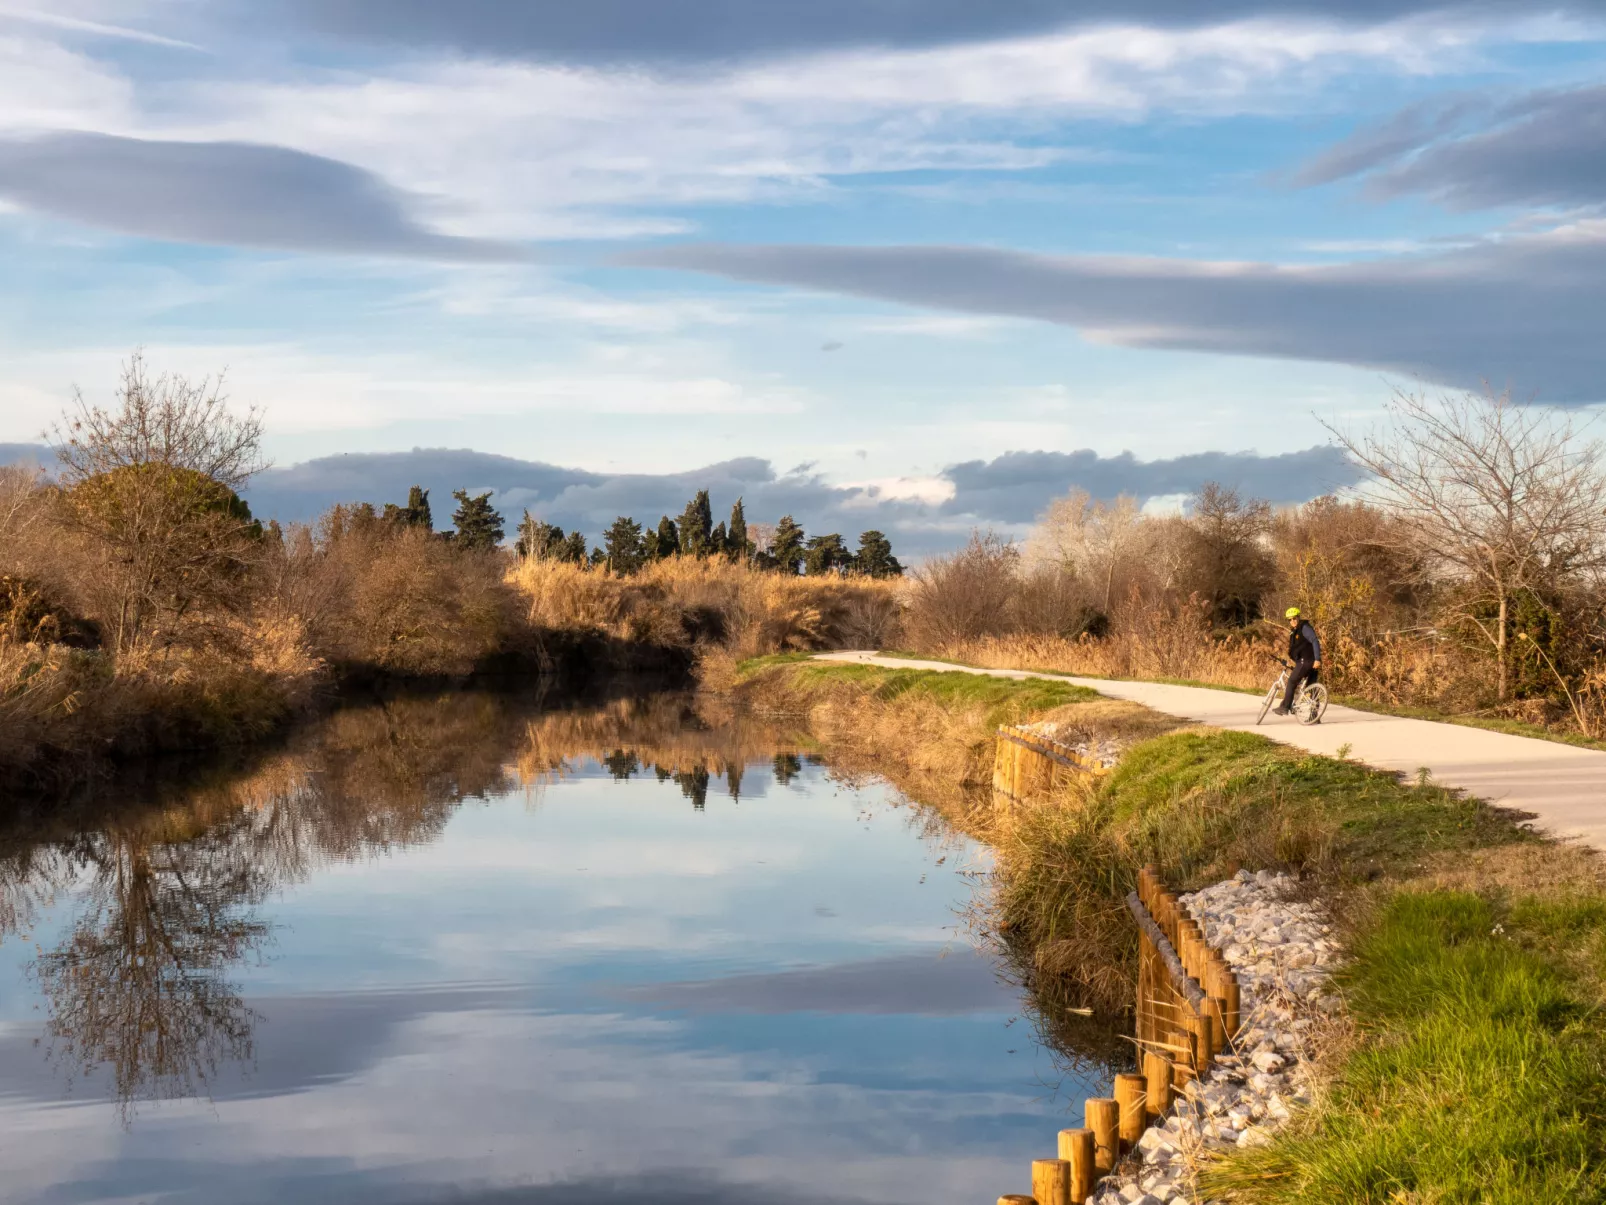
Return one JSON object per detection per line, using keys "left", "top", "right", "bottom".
{"left": 0, "top": 690, "right": 1115, "bottom": 1205}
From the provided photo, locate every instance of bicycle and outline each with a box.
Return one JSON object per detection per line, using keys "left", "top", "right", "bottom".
{"left": 1256, "top": 658, "right": 1329, "bottom": 726}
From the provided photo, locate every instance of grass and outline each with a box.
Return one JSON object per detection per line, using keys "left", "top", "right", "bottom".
{"left": 1205, "top": 890, "right": 1606, "bottom": 1203}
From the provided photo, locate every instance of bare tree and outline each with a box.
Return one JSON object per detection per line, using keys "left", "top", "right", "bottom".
{"left": 46, "top": 354, "right": 270, "bottom": 653}
{"left": 50, "top": 351, "right": 267, "bottom": 489}
{"left": 1327, "top": 388, "right": 1606, "bottom": 700}
{"left": 1027, "top": 490, "right": 1148, "bottom": 613}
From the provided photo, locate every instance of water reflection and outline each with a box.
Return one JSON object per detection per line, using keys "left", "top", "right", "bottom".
{"left": 0, "top": 688, "right": 1124, "bottom": 1205}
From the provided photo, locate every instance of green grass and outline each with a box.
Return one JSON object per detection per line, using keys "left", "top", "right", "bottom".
{"left": 1206, "top": 890, "right": 1606, "bottom": 1204}
{"left": 772, "top": 660, "right": 1098, "bottom": 729}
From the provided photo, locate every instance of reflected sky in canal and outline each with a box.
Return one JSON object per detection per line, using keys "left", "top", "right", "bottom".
{"left": 0, "top": 694, "right": 1110, "bottom": 1205}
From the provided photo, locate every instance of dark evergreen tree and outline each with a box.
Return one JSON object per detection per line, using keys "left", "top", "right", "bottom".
{"left": 678, "top": 490, "right": 714, "bottom": 557}
{"left": 405, "top": 485, "right": 432, "bottom": 529}
{"left": 655, "top": 515, "right": 679, "bottom": 559}
{"left": 854, "top": 530, "right": 903, "bottom": 578}
{"left": 589, "top": 545, "right": 606, "bottom": 567}
{"left": 563, "top": 530, "right": 590, "bottom": 564}
{"left": 726, "top": 498, "right": 750, "bottom": 562}
{"left": 710, "top": 520, "right": 727, "bottom": 556}
{"left": 603, "top": 515, "right": 646, "bottom": 574}
{"left": 770, "top": 514, "right": 805, "bottom": 575}
{"left": 451, "top": 489, "right": 504, "bottom": 551}
{"left": 805, "top": 532, "right": 849, "bottom": 576}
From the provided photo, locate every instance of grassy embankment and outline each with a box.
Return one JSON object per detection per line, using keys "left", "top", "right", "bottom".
{"left": 736, "top": 656, "right": 1606, "bottom": 1203}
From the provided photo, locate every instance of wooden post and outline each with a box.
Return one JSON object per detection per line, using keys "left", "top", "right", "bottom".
{"left": 1059, "top": 1127, "right": 1097, "bottom": 1202}
{"left": 1113, "top": 1073, "right": 1146, "bottom": 1151}
{"left": 1032, "top": 1159, "right": 1072, "bottom": 1205}
{"left": 998, "top": 1197, "right": 1036, "bottom": 1205}
{"left": 1204, "top": 996, "right": 1226, "bottom": 1054}
{"left": 1143, "top": 1050, "right": 1174, "bottom": 1121}
{"left": 1187, "top": 1010, "right": 1215, "bottom": 1066}
{"left": 1222, "top": 972, "right": 1241, "bottom": 1038}
{"left": 1167, "top": 1028, "right": 1196, "bottom": 1083}
{"left": 1083, "top": 1099, "right": 1119, "bottom": 1174}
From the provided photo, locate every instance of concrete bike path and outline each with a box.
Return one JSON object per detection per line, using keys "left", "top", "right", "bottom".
{"left": 815, "top": 651, "right": 1606, "bottom": 852}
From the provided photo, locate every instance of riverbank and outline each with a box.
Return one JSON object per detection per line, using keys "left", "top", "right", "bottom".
{"left": 733, "top": 655, "right": 1606, "bottom": 1201}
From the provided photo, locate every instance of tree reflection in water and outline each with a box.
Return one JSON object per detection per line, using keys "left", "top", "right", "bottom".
{"left": 35, "top": 817, "right": 270, "bottom": 1114}
{"left": 0, "top": 688, "right": 811, "bottom": 1118}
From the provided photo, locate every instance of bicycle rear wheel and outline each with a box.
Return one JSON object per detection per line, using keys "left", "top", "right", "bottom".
{"left": 1298, "top": 683, "right": 1329, "bottom": 725}
{"left": 1257, "top": 680, "right": 1280, "bottom": 725}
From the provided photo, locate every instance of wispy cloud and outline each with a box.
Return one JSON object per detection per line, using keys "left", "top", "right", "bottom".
{"left": 632, "top": 223, "right": 1606, "bottom": 402}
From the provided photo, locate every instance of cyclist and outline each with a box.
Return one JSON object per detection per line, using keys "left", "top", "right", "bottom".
{"left": 1274, "top": 607, "right": 1322, "bottom": 716}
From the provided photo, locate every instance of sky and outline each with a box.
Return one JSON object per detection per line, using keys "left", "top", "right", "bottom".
{"left": 2, "top": 1, "right": 1605, "bottom": 551}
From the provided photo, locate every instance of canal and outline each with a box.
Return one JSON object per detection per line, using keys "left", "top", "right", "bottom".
{"left": 0, "top": 689, "right": 1119, "bottom": 1204}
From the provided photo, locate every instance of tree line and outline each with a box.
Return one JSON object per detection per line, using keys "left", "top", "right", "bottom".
{"left": 512, "top": 489, "right": 903, "bottom": 578}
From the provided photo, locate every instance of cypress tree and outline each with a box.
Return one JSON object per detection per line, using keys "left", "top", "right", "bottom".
{"left": 451, "top": 489, "right": 504, "bottom": 551}
{"left": 710, "top": 520, "right": 728, "bottom": 556}
{"left": 405, "top": 485, "right": 432, "bottom": 529}
{"left": 679, "top": 490, "right": 713, "bottom": 557}
{"left": 727, "top": 498, "right": 749, "bottom": 562}
{"left": 770, "top": 515, "right": 805, "bottom": 575}
{"left": 655, "top": 515, "right": 679, "bottom": 559}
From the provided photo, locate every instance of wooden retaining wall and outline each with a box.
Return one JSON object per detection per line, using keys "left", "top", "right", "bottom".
{"left": 996, "top": 866, "right": 1242, "bottom": 1205}
{"left": 992, "top": 726, "right": 1111, "bottom": 802}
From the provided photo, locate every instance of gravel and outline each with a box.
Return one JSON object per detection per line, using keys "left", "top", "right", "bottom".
{"left": 1086, "top": 870, "right": 1338, "bottom": 1205}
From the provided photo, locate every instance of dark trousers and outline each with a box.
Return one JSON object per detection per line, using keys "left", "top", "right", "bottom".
{"left": 1282, "top": 659, "right": 1317, "bottom": 711}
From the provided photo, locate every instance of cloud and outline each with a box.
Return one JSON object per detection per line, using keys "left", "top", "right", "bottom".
{"left": 631, "top": 226, "right": 1606, "bottom": 402}
{"left": 0, "top": 132, "right": 527, "bottom": 260}
{"left": 943, "top": 447, "right": 1362, "bottom": 523}
{"left": 1298, "top": 84, "right": 1606, "bottom": 210}
{"left": 621, "top": 948, "right": 1014, "bottom": 1015}
{"left": 275, "top": 0, "right": 1600, "bottom": 66}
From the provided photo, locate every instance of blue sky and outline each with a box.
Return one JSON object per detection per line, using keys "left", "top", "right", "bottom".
{"left": 2, "top": 2, "right": 1605, "bottom": 551}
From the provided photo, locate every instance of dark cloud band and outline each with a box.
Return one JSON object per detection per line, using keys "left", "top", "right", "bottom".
{"left": 274, "top": 0, "right": 1606, "bottom": 67}
{"left": 0, "top": 133, "right": 526, "bottom": 261}
{"left": 3, "top": 442, "right": 1355, "bottom": 555}
{"left": 631, "top": 234, "right": 1606, "bottom": 404}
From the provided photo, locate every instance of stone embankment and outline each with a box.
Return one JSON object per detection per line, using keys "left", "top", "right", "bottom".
{"left": 1090, "top": 871, "right": 1339, "bottom": 1205}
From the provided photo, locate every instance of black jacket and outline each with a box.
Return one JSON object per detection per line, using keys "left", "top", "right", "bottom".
{"left": 1288, "top": 621, "right": 1321, "bottom": 664}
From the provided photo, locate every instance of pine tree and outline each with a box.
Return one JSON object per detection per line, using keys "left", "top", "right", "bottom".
{"left": 854, "top": 530, "right": 903, "bottom": 578}
{"left": 451, "top": 489, "right": 504, "bottom": 551}
{"left": 655, "top": 515, "right": 679, "bottom": 559}
{"left": 727, "top": 498, "right": 749, "bottom": 562}
{"left": 678, "top": 490, "right": 714, "bottom": 557}
{"left": 770, "top": 515, "right": 805, "bottom": 575}
{"left": 710, "top": 520, "right": 727, "bottom": 556}
{"left": 563, "top": 530, "right": 589, "bottom": 564}
{"left": 603, "top": 516, "right": 646, "bottom": 574}
{"left": 805, "top": 533, "right": 849, "bottom": 576}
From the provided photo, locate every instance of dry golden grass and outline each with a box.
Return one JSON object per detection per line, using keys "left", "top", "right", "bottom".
{"left": 509, "top": 556, "right": 901, "bottom": 659}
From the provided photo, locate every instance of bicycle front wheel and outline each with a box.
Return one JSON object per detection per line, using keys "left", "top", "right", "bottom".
{"left": 1257, "top": 681, "right": 1280, "bottom": 725}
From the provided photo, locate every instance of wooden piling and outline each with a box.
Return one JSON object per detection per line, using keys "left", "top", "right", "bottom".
{"left": 1059, "top": 1127, "right": 1097, "bottom": 1202}
{"left": 1113, "top": 1073, "right": 1147, "bottom": 1151}
{"left": 1031, "top": 1159, "right": 1072, "bottom": 1205}
{"left": 1083, "top": 1099, "right": 1119, "bottom": 1174}
{"left": 1143, "top": 1050, "right": 1174, "bottom": 1121}
{"left": 1204, "top": 995, "right": 1226, "bottom": 1054}
{"left": 998, "top": 1196, "right": 1037, "bottom": 1205}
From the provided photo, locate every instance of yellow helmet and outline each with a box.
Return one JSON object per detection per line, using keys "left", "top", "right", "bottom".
{"left": 1285, "top": 607, "right": 1301, "bottom": 619}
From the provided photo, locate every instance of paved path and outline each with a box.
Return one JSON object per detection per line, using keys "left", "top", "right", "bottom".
{"left": 816, "top": 651, "right": 1606, "bottom": 851}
